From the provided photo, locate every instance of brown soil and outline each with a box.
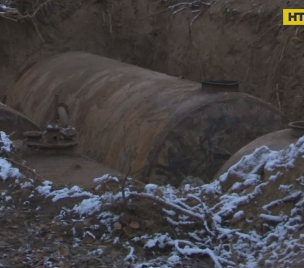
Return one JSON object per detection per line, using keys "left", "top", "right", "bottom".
{"left": 0, "top": 150, "right": 214, "bottom": 268}
{"left": 21, "top": 150, "right": 123, "bottom": 189}
{"left": 0, "top": 0, "right": 303, "bottom": 121}
{"left": 0, "top": 177, "right": 133, "bottom": 268}
{"left": 2, "top": 134, "right": 304, "bottom": 268}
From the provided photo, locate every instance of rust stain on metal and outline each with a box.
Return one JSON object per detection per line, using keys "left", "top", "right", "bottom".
{"left": 24, "top": 124, "right": 77, "bottom": 150}
{"left": 6, "top": 52, "right": 289, "bottom": 186}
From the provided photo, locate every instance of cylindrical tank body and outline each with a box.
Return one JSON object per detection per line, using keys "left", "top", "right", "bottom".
{"left": 6, "top": 52, "right": 288, "bottom": 186}
{"left": 213, "top": 122, "right": 303, "bottom": 181}
{"left": 0, "top": 102, "right": 40, "bottom": 140}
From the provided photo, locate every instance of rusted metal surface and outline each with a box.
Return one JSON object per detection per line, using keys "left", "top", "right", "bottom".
{"left": 22, "top": 95, "right": 77, "bottom": 150}
{"left": 213, "top": 126, "right": 299, "bottom": 181}
{"left": 24, "top": 123, "right": 77, "bottom": 149}
{"left": 0, "top": 102, "right": 40, "bottom": 139}
{"left": 6, "top": 52, "right": 289, "bottom": 186}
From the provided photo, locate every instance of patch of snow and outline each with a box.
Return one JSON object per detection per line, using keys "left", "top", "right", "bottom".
{"left": 174, "top": 240, "right": 223, "bottom": 268}
{"left": 21, "top": 181, "right": 34, "bottom": 188}
{"left": 279, "top": 184, "right": 294, "bottom": 194}
{"left": 36, "top": 183, "right": 94, "bottom": 202}
{"left": 162, "top": 208, "right": 176, "bottom": 216}
{"left": 124, "top": 246, "right": 136, "bottom": 263}
{"left": 43, "top": 259, "right": 57, "bottom": 268}
{"left": 5, "top": 196, "right": 12, "bottom": 202}
{"left": 145, "top": 183, "right": 158, "bottom": 194}
{"left": 233, "top": 210, "right": 245, "bottom": 221}
{"left": 213, "top": 214, "right": 222, "bottom": 224}
{"left": 144, "top": 233, "right": 171, "bottom": 249}
{"left": 167, "top": 254, "right": 181, "bottom": 266}
{"left": 84, "top": 231, "right": 96, "bottom": 240}
{"left": 260, "top": 214, "right": 283, "bottom": 223}
{"left": 73, "top": 196, "right": 102, "bottom": 217}
{"left": 0, "top": 5, "right": 10, "bottom": 11}
{"left": 98, "top": 211, "right": 119, "bottom": 239}
{"left": 0, "top": 131, "right": 13, "bottom": 153}
{"left": 94, "top": 174, "right": 119, "bottom": 184}
{"left": 0, "top": 158, "right": 23, "bottom": 181}
{"left": 88, "top": 248, "right": 104, "bottom": 256}
{"left": 201, "top": 180, "right": 222, "bottom": 197}
{"left": 113, "top": 237, "right": 120, "bottom": 244}
{"left": 36, "top": 181, "right": 53, "bottom": 195}
{"left": 159, "top": 185, "right": 178, "bottom": 202}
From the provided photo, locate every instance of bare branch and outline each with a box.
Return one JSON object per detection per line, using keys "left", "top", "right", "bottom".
{"left": 128, "top": 192, "right": 215, "bottom": 235}
{"left": 5, "top": 157, "right": 44, "bottom": 183}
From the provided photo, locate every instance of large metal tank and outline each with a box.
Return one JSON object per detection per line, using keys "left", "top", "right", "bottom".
{"left": 0, "top": 102, "right": 40, "bottom": 139}
{"left": 6, "top": 52, "right": 288, "bottom": 186}
{"left": 213, "top": 121, "right": 304, "bottom": 181}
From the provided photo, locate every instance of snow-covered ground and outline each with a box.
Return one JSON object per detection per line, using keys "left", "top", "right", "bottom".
{"left": 0, "top": 1, "right": 14, "bottom": 13}
{"left": 1, "top": 130, "right": 304, "bottom": 267}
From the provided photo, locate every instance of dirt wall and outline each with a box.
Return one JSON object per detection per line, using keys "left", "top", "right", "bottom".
{"left": 0, "top": 0, "right": 303, "bottom": 120}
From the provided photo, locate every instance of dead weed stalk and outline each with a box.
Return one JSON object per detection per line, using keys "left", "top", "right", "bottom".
{"left": 0, "top": 0, "right": 52, "bottom": 42}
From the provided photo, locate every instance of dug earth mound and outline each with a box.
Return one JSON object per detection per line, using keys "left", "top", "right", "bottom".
{"left": 2, "top": 128, "right": 304, "bottom": 267}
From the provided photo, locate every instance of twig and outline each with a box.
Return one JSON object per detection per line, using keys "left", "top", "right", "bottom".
{"left": 169, "top": 1, "right": 211, "bottom": 9}
{"left": 0, "top": 13, "right": 18, "bottom": 22}
{"left": 168, "top": 0, "right": 213, "bottom": 25}
{"left": 18, "top": 0, "right": 52, "bottom": 19}
{"left": 32, "top": 16, "right": 45, "bottom": 42}
{"left": 276, "top": 83, "right": 281, "bottom": 110}
{"left": 9, "top": 131, "right": 16, "bottom": 137}
{"left": 5, "top": 157, "right": 44, "bottom": 182}
{"left": 175, "top": 240, "right": 223, "bottom": 268}
{"left": 271, "top": 36, "right": 290, "bottom": 82}
{"left": 228, "top": 235, "right": 238, "bottom": 261}
{"left": 173, "top": 7, "right": 187, "bottom": 15}
{"left": 0, "top": 0, "right": 51, "bottom": 20}
{"left": 0, "top": 0, "right": 52, "bottom": 42}
{"left": 279, "top": 36, "right": 289, "bottom": 63}
{"left": 128, "top": 192, "right": 214, "bottom": 235}
{"left": 190, "top": 9, "right": 203, "bottom": 25}
{"left": 122, "top": 167, "right": 132, "bottom": 207}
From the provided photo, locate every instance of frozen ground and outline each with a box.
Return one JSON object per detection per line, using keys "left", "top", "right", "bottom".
{"left": 1, "top": 130, "right": 304, "bottom": 267}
